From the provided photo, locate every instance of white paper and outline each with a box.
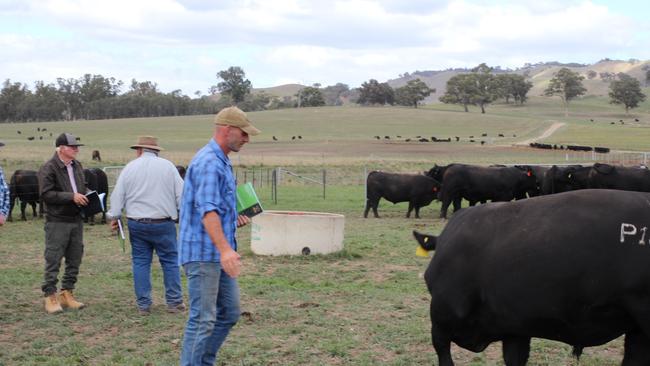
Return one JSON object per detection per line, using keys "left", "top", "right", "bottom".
{"left": 117, "top": 218, "right": 125, "bottom": 240}
{"left": 98, "top": 193, "right": 106, "bottom": 211}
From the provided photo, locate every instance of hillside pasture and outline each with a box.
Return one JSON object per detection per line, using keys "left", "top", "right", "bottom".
{"left": 3, "top": 95, "right": 650, "bottom": 173}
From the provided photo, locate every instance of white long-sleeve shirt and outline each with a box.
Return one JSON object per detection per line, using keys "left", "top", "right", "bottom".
{"left": 108, "top": 151, "right": 183, "bottom": 220}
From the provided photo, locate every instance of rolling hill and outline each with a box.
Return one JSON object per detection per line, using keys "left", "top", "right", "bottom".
{"left": 254, "top": 59, "right": 650, "bottom": 103}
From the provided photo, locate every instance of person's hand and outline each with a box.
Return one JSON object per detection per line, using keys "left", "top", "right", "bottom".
{"left": 236, "top": 215, "right": 251, "bottom": 228}
{"left": 73, "top": 192, "right": 89, "bottom": 206}
{"left": 109, "top": 219, "right": 118, "bottom": 231}
{"left": 221, "top": 248, "right": 241, "bottom": 278}
{"left": 0, "top": 214, "right": 5, "bottom": 226}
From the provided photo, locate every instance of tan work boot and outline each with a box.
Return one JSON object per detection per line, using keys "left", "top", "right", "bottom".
{"left": 58, "top": 289, "right": 86, "bottom": 310}
{"left": 44, "top": 294, "right": 63, "bottom": 314}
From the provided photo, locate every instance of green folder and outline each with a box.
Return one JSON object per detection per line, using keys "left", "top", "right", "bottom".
{"left": 236, "top": 182, "right": 264, "bottom": 218}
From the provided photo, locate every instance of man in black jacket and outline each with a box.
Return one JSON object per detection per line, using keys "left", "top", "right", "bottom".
{"left": 38, "top": 133, "right": 89, "bottom": 314}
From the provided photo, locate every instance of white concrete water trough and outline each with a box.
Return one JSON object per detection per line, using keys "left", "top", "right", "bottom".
{"left": 250, "top": 210, "right": 345, "bottom": 256}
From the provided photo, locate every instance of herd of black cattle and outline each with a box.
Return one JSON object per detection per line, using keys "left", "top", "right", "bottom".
{"left": 372, "top": 132, "right": 515, "bottom": 144}
{"left": 366, "top": 163, "right": 650, "bottom": 365}
{"left": 529, "top": 142, "right": 611, "bottom": 153}
{"left": 364, "top": 162, "right": 649, "bottom": 219}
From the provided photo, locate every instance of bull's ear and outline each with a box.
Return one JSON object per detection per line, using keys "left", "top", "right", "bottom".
{"left": 527, "top": 170, "right": 532, "bottom": 177}
{"left": 594, "top": 163, "right": 614, "bottom": 175}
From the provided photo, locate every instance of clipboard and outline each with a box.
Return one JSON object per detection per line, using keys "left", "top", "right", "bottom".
{"left": 81, "top": 190, "right": 105, "bottom": 217}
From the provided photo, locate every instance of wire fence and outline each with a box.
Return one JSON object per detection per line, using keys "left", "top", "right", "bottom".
{"left": 13, "top": 147, "right": 650, "bottom": 195}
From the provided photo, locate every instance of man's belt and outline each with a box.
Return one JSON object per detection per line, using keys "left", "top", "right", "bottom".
{"left": 127, "top": 217, "right": 173, "bottom": 224}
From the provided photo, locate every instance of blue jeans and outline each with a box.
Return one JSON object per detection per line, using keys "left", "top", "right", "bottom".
{"left": 180, "top": 261, "right": 240, "bottom": 366}
{"left": 128, "top": 220, "right": 183, "bottom": 310}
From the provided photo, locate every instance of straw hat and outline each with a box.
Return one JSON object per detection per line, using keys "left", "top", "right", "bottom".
{"left": 130, "top": 136, "right": 164, "bottom": 151}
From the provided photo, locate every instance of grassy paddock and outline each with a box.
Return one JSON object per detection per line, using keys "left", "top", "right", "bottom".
{"left": 0, "top": 186, "right": 625, "bottom": 365}
{"left": 2, "top": 95, "right": 649, "bottom": 174}
{"left": 1, "top": 98, "right": 646, "bottom": 365}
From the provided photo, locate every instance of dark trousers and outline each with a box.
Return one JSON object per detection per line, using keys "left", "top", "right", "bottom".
{"left": 42, "top": 220, "right": 84, "bottom": 296}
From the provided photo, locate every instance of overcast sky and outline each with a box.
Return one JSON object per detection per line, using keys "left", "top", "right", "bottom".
{"left": 1, "top": 0, "right": 648, "bottom": 95}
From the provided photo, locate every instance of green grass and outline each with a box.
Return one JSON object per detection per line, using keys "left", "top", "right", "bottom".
{"left": 0, "top": 186, "right": 628, "bottom": 365}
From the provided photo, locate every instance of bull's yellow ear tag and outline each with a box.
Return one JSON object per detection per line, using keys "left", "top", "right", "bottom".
{"left": 416, "top": 246, "right": 429, "bottom": 257}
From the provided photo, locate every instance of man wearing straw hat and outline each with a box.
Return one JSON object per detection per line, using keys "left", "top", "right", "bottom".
{"left": 107, "top": 136, "right": 185, "bottom": 315}
{"left": 0, "top": 140, "right": 8, "bottom": 226}
{"left": 178, "top": 106, "right": 260, "bottom": 365}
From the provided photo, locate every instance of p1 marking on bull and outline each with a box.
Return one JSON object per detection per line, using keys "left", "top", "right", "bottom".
{"left": 620, "top": 223, "right": 650, "bottom": 245}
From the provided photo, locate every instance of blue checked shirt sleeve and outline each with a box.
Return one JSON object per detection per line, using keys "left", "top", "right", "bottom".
{"left": 0, "top": 167, "right": 9, "bottom": 217}
{"left": 194, "top": 160, "right": 225, "bottom": 218}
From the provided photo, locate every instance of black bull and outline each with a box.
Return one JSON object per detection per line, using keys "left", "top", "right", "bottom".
{"left": 83, "top": 168, "right": 108, "bottom": 224}
{"left": 588, "top": 163, "right": 650, "bottom": 192}
{"left": 8, "top": 170, "right": 42, "bottom": 221}
{"left": 364, "top": 171, "right": 441, "bottom": 218}
{"left": 436, "top": 165, "right": 538, "bottom": 219}
{"left": 540, "top": 165, "right": 590, "bottom": 195}
{"left": 414, "top": 189, "right": 650, "bottom": 366}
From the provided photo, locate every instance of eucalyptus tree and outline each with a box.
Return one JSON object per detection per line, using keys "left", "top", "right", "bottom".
{"left": 214, "top": 66, "right": 252, "bottom": 105}
{"left": 544, "top": 67, "right": 586, "bottom": 117}
{"left": 321, "top": 83, "right": 350, "bottom": 106}
{"left": 56, "top": 78, "right": 81, "bottom": 120}
{"left": 296, "top": 85, "right": 326, "bottom": 107}
{"left": 0, "top": 79, "right": 30, "bottom": 121}
{"left": 32, "top": 81, "right": 66, "bottom": 121}
{"left": 609, "top": 73, "right": 646, "bottom": 114}
{"left": 394, "top": 78, "right": 434, "bottom": 108}
{"left": 439, "top": 73, "right": 477, "bottom": 112}
{"left": 357, "top": 79, "right": 394, "bottom": 105}
{"left": 494, "top": 74, "right": 533, "bottom": 104}
{"left": 470, "top": 63, "right": 496, "bottom": 113}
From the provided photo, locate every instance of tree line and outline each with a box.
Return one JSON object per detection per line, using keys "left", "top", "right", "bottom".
{"left": 355, "top": 64, "right": 532, "bottom": 111}
{"left": 0, "top": 75, "right": 226, "bottom": 122}
{"left": 0, "top": 67, "right": 355, "bottom": 123}
{"left": 356, "top": 63, "right": 647, "bottom": 115}
{"left": 1, "top": 64, "right": 646, "bottom": 123}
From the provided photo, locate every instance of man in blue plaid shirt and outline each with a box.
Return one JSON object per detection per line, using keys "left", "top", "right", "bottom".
{"left": 0, "top": 141, "right": 9, "bottom": 226}
{"left": 179, "top": 106, "right": 260, "bottom": 365}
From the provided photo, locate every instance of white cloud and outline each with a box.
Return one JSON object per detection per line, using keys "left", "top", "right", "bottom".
{"left": 0, "top": 0, "right": 648, "bottom": 93}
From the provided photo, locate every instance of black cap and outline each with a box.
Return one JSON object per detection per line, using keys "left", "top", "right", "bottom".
{"left": 55, "top": 133, "right": 84, "bottom": 147}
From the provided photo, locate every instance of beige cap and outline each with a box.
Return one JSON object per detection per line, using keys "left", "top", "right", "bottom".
{"left": 130, "top": 136, "right": 164, "bottom": 151}
{"left": 214, "top": 106, "right": 261, "bottom": 136}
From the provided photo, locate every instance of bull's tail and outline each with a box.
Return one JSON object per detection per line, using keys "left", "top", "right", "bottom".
{"left": 412, "top": 230, "right": 437, "bottom": 251}
{"left": 9, "top": 174, "right": 17, "bottom": 197}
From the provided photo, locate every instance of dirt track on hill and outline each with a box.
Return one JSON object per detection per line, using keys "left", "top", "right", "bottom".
{"left": 517, "top": 121, "right": 566, "bottom": 145}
